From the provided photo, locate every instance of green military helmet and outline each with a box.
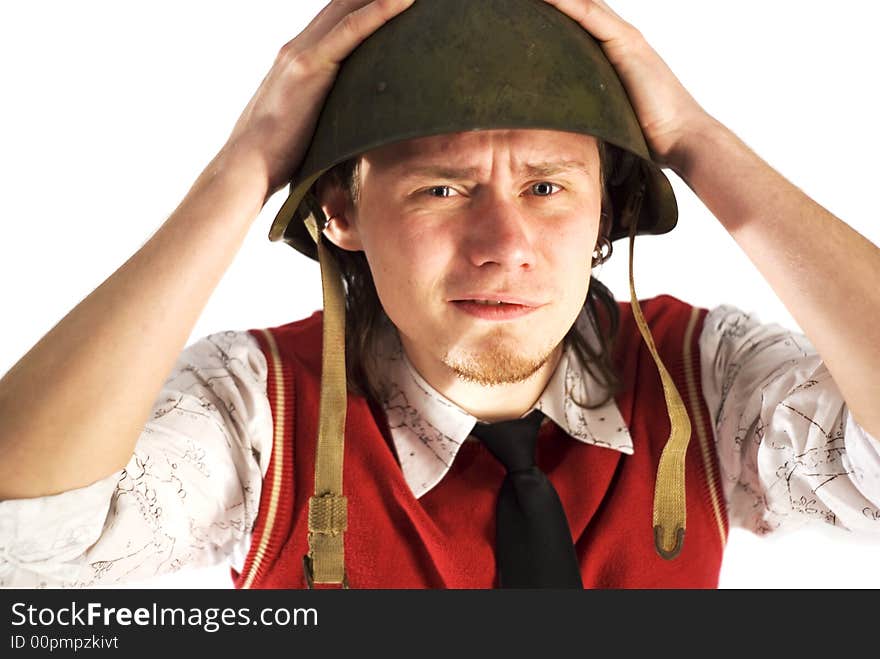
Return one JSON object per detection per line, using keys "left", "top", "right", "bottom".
{"left": 269, "top": 0, "right": 678, "bottom": 258}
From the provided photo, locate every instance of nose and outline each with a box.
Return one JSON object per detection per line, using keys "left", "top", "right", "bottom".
{"left": 463, "top": 194, "right": 538, "bottom": 271}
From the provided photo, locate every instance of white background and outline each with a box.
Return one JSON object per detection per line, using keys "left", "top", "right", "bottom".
{"left": 1, "top": 1, "right": 878, "bottom": 588}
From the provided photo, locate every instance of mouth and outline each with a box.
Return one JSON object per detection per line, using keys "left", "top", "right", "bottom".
{"left": 449, "top": 296, "right": 545, "bottom": 320}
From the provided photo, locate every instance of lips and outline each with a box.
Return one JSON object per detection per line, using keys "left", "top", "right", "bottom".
{"left": 450, "top": 295, "right": 545, "bottom": 320}
{"left": 450, "top": 294, "right": 544, "bottom": 307}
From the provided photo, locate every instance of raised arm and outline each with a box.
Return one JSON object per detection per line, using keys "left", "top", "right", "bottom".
{"left": 543, "top": 0, "right": 880, "bottom": 440}
{"left": 0, "top": 0, "right": 416, "bottom": 500}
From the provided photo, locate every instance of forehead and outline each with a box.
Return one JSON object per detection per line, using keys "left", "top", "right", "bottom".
{"left": 361, "top": 129, "right": 599, "bottom": 172}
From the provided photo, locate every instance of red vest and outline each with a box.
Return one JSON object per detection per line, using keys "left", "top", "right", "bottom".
{"left": 233, "top": 294, "right": 728, "bottom": 588}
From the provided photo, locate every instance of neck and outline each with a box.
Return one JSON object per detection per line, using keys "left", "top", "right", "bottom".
{"left": 400, "top": 339, "right": 564, "bottom": 423}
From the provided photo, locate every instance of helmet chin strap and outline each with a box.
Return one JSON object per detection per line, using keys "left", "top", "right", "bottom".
{"left": 302, "top": 212, "right": 350, "bottom": 588}
{"left": 623, "top": 182, "right": 692, "bottom": 559}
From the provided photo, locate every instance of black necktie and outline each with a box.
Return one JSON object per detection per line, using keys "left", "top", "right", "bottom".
{"left": 470, "top": 409, "right": 583, "bottom": 588}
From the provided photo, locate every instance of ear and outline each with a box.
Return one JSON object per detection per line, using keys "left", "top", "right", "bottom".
{"left": 315, "top": 174, "right": 363, "bottom": 251}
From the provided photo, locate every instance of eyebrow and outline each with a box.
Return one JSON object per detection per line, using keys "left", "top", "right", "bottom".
{"left": 398, "top": 160, "right": 594, "bottom": 181}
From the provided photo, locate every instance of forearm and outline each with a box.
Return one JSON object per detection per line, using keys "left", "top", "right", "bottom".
{"left": 0, "top": 142, "right": 270, "bottom": 499}
{"left": 671, "top": 117, "right": 880, "bottom": 438}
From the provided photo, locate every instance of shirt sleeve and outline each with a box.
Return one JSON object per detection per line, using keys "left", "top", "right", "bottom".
{"left": 699, "top": 303, "right": 880, "bottom": 536}
{"left": 0, "top": 330, "right": 273, "bottom": 587}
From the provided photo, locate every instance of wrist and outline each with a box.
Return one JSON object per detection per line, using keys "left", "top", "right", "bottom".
{"left": 208, "top": 139, "right": 273, "bottom": 205}
{"left": 665, "top": 114, "right": 728, "bottom": 180}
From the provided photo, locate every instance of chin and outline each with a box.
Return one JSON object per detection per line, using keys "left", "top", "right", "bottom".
{"left": 442, "top": 336, "right": 557, "bottom": 387}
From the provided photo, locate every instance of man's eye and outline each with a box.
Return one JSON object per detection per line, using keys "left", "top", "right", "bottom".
{"left": 530, "top": 182, "right": 561, "bottom": 196}
{"left": 426, "top": 186, "right": 457, "bottom": 198}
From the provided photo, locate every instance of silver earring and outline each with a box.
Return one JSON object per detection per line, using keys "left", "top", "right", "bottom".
{"left": 592, "top": 236, "right": 612, "bottom": 267}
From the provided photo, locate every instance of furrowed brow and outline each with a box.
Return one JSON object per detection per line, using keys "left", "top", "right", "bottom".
{"left": 522, "top": 160, "right": 594, "bottom": 178}
{"left": 399, "top": 165, "right": 482, "bottom": 181}
{"left": 395, "top": 160, "right": 593, "bottom": 181}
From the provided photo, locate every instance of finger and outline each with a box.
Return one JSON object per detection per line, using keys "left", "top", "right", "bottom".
{"left": 590, "top": 0, "right": 630, "bottom": 24}
{"left": 305, "top": 0, "right": 378, "bottom": 38}
{"left": 541, "top": 0, "right": 635, "bottom": 44}
{"left": 281, "top": 0, "right": 377, "bottom": 52}
{"left": 318, "top": 0, "right": 415, "bottom": 64}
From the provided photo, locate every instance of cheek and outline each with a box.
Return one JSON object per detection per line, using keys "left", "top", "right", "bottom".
{"left": 541, "top": 217, "right": 599, "bottom": 313}
{"left": 363, "top": 223, "right": 455, "bottom": 311}
{"left": 551, "top": 215, "right": 599, "bottom": 271}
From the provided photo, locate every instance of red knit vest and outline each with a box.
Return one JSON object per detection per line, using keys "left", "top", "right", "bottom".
{"left": 233, "top": 294, "right": 728, "bottom": 589}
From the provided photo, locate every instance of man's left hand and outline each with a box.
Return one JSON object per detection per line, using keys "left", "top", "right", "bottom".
{"left": 542, "top": 0, "right": 714, "bottom": 170}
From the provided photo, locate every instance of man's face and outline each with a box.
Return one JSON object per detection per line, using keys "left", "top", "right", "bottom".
{"left": 327, "top": 128, "right": 602, "bottom": 390}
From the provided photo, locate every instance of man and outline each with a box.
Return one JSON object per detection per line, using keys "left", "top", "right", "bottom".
{"left": 0, "top": 0, "right": 878, "bottom": 588}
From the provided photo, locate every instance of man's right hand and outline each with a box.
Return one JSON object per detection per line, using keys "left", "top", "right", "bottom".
{"left": 0, "top": 1, "right": 414, "bottom": 502}
{"left": 223, "top": 0, "right": 415, "bottom": 199}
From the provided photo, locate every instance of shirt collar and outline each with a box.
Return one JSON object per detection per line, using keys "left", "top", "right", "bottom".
{"left": 378, "top": 307, "right": 633, "bottom": 499}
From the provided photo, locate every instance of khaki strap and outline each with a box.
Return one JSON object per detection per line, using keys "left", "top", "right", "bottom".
{"left": 303, "top": 212, "right": 349, "bottom": 587}
{"left": 624, "top": 184, "right": 692, "bottom": 559}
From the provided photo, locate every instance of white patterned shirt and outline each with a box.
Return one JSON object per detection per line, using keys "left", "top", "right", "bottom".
{"left": 2, "top": 301, "right": 879, "bottom": 587}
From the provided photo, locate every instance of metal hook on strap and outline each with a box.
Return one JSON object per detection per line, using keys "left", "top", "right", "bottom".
{"left": 303, "top": 554, "right": 349, "bottom": 589}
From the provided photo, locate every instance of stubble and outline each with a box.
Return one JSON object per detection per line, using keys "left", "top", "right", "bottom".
{"left": 442, "top": 327, "right": 559, "bottom": 386}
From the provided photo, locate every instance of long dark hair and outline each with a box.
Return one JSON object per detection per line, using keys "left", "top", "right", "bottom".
{"left": 321, "top": 139, "right": 625, "bottom": 409}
